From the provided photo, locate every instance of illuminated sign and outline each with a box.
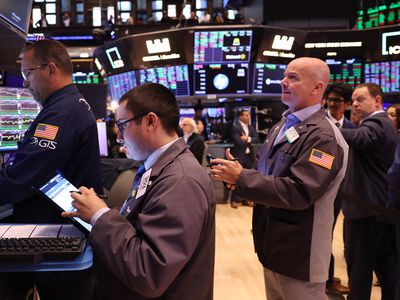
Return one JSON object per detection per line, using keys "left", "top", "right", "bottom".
{"left": 382, "top": 31, "right": 400, "bottom": 55}
{"left": 272, "top": 35, "right": 295, "bottom": 51}
{"left": 142, "top": 37, "right": 181, "bottom": 62}
{"left": 105, "top": 47, "right": 124, "bottom": 69}
{"left": 146, "top": 38, "right": 171, "bottom": 54}
{"left": 305, "top": 41, "right": 363, "bottom": 48}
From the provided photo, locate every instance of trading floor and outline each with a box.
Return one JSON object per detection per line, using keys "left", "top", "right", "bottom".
{"left": 214, "top": 204, "right": 380, "bottom": 300}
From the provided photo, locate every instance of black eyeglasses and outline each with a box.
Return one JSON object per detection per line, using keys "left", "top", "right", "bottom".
{"left": 116, "top": 112, "right": 150, "bottom": 135}
{"left": 21, "top": 63, "right": 49, "bottom": 81}
{"left": 326, "top": 97, "right": 345, "bottom": 104}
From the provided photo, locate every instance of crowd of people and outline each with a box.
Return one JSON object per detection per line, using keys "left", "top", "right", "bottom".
{"left": 2, "top": 38, "right": 400, "bottom": 300}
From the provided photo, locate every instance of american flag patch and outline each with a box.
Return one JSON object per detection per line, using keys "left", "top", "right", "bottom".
{"left": 308, "top": 148, "right": 335, "bottom": 170}
{"left": 34, "top": 123, "right": 59, "bottom": 140}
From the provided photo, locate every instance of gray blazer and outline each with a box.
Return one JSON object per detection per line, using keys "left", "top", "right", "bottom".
{"left": 89, "top": 138, "right": 216, "bottom": 300}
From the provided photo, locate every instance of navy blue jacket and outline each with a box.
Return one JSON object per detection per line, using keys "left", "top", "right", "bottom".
{"left": 230, "top": 122, "right": 259, "bottom": 167}
{"left": 388, "top": 137, "right": 400, "bottom": 210}
{"left": 340, "top": 112, "right": 398, "bottom": 219}
{"left": 0, "top": 84, "right": 102, "bottom": 223}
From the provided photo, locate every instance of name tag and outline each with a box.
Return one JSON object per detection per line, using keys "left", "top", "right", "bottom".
{"left": 136, "top": 168, "right": 152, "bottom": 199}
{"left": 284, "top": 127, "right": 299, "bottom": 144}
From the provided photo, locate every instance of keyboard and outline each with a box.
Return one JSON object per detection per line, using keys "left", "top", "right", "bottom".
{"left": 0, "top": 237, "right": 87, "bottom": 263}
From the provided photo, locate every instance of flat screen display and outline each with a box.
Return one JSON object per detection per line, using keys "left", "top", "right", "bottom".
{"left": 193, "top": 63, "right": 249, "bottom": 95}
{"left": 252, "top": 63, "right": 286, "bottom": 95}
{"left": 325, "top": 58, "right": 363, "bottom": 89}
{"left": 72, "top": 72, "right": 100, "bottom": 84}
{"left": 194, "top": 30, "right": 253, "bottom": 63}
{"left": 108, "top": 71, "right": 137, "bottom": 101}
{"left": 0, "top": 0, "right": 33, "bottom": 33}
{"left": 364, "top": 60, "right": 400, "bottom": 93}
{"left": 139, "top": 65, "right": 190, "bottom": 97}
{"left": 0, "top": 87, "right": 40, "bottom": 152}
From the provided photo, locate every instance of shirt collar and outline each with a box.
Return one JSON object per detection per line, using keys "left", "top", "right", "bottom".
{"left": 239, "top": 120, "right": 248, "bottom": 128}
{"left": 283, "top": 103, "right": 322, "bottom": 122}
{"left": 327, "top": 110, "right": 344, "bottom": 127}
{"left": 360, "top": 110, "right": 385, "bottom": 123}
{"left": 144, "top": 138, "right": 180, "bottom": 170}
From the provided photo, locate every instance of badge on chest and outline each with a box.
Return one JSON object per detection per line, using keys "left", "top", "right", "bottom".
{"left": 284, "top": 127, "right": 300, "bottom": 144}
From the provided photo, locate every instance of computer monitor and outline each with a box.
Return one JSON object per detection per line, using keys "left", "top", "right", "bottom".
{"left": 194, "top": 30, "right": 253, "bottom": 63}
{"left": 252, "top": 63, "right": 286, "bottom": 95}
{"left": 0, "top": 0, "right": 33, "bottom": 34}
{"left": 193, "top": 63, "right": 249, "bottom": 96}
{"left": 107, "top": 70, "right": 137, "bottom": 101}
{"left": 139, "top": 65, "right": 190, "bottom": 97}
{"left": 0, "top": 87, "right": 40, "bottom": 152}
{"left": 325, "top": 58, "right": 363, "bottom": 89}
{"left": 72, "top": 72, "right": 100, "bottom": 84}
{"left": 364, "top": 60, "right": 400, "bottom": 93}
{"left": 96, "top": 121, "right": 108, "bottom": 157}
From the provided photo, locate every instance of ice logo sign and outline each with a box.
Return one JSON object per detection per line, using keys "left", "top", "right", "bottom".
{"left": 382, "top": 31, "right": 400, "bottom": 55}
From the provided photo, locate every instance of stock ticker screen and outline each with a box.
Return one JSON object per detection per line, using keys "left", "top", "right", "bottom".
{"left": 364, "top": 60, "right": 400, "bottom": 92}
{"left": 107, "top": 71, "right": 137, "bottom": 101}
{"left": 139, "top": 65, "right": 190, "bottom": 97}
{"left": 0, "top": 87, "right": 40, "bottom": 152}
{"left": 72, "top": 72, "right": 100, "bottom": 84}
{"left": 252, "top": 63, "right": 286, "bottom": 95}
{"left": 194, "top": 30, "right": 253, "bottom": 63}
{"left": 325, "top": 58, "right": 363, "bottom": 89}
{"left": 193, "top": 63, "right": 249, "bottom": 95}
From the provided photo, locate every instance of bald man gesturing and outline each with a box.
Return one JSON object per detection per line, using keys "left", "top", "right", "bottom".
{"left": 211, "top": 57, "right": 349, "bottom": 299}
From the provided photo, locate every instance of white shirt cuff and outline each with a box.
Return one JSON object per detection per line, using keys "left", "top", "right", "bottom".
{"left": 90, "top": 207, "right": 110, "bottom": 226}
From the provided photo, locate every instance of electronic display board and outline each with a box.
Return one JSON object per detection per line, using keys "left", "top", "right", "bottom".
{"left": 357, "top": 0, "right": 400, "bottom": 29}
{"left": 256, "top": 26, "right": 306, "bottom": 63}
{"left": 325, "top": 58, "right": 363, "bottom": 88}
{"left": 193, "top": 63, "right": 249, "bottom": 96}
{"left": 108, "top": 71, "right": 137, "bottom": 101}
{"left": 364, "top": 60, "right": 400, "bottom": 92}
{"left": 0, "top": 87, "right": 40, "bottom": 152}
{"left": 252, "top": 63, "right": 286, "bottom": 95}
{"left": 72, "top": 72, "right": 100, "bottom": 84}
{"left": 194, "top": 30, "right": 253, "bottom": 63}
{"left": 127, "top": 28, "right": 193, "bottom": 69}
{"left": 139, "top": 65, "right": 190, "bottom": 97}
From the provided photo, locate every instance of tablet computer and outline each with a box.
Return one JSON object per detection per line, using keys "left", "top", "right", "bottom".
{"left": 33, "top": 171, "right": 92, "bottom": 235}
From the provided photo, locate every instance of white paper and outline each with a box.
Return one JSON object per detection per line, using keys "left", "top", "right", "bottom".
{"left": 2, "top": 225, "right": 36, "bottom": 238}
{"left": 0, "top": 225, "right": 11, "bottom": 238}
{"left": 59, "top": 224, "right": 84, "bottom": 238}
{"left": 30, "top": 225, "right": 62, "bottom": 238}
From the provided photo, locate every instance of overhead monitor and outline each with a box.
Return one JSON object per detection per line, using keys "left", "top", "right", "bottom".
{"left": 139, "top": 65, "right": 190, "bottom": 97}
{"left": 72, "top": 72, "right": 100, "bottom": 84}
{"left": 325, "top": 58, "right": 363, "bottom": 89}
{"left": 364, "top": 60, "right": 400, "bottom": 93}
{"left": 0, "top": 87, "right": 41, "bottom": 152}
{"left": 0, "top": 0, "right": 33, "bottom": 33}
{"left": 252, "top": 63, "right": 286, "bottom": 95}
{"left": 96, "top": 121, "right": 108, "bottom": 157}
{"left": 194, "top": 30, "right": 253, "bottom": 63}
{"left": 193, "top": 63, "right": 249, "bottom": 96}
{"left": 108, "top": 71, "right": 137, "bottom": 101}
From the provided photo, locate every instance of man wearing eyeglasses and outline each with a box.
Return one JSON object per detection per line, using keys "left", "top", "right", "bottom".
{"left": 0, "top": 40, "right": 102, "bottom": 300}
{"left": 63, "top": 83, "right": 216, "bottom": 300}
{"left": 323, "top": 83, "right": 355, "bottom": 295}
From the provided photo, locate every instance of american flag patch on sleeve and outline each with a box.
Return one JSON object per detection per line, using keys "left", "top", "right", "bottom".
{"left": 34, "top": 123, "right": 59, "bottom": 140}
{"left": 308, "top": 148, "right": 335, "bottom": 170}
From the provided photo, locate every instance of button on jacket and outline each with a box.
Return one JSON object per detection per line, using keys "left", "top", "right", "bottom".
{"left": 0, "top": 84, "right": 102, "bottom": 223}
{"left": 235, "top": 108, "right": 348, "bottom": 282}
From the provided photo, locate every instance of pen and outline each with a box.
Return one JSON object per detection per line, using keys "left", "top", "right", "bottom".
{"left": 70, "top": 190, "right": 108, "bottom": 200}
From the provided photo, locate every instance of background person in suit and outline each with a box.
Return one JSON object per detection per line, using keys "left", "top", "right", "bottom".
{"left": 180, "top": 117, "right": 206, "bottom": 165}
{"left": 324, "top": 83, "right": 355, "bottom": 295}
{"left": 63, "top": 83, "right": 215, "bottom": 300}
{"left": 340, "top": 82, "right": 398, "bottom": 300}
{"left": 210, "top": 57, "right": 348, "bottom": 299}
{"left": 229, "top": 109, "right": 259, "bottom": 208}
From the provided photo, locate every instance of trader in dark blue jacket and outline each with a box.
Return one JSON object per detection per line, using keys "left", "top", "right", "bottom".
{"left": 340, "top": 83, "right": 398, "bottom": 300}
{"left": 0, "top": 40, "right": 102, "bottom": 300}
{"left": 324, "top": 83, "right": 354, "bottom": 295}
